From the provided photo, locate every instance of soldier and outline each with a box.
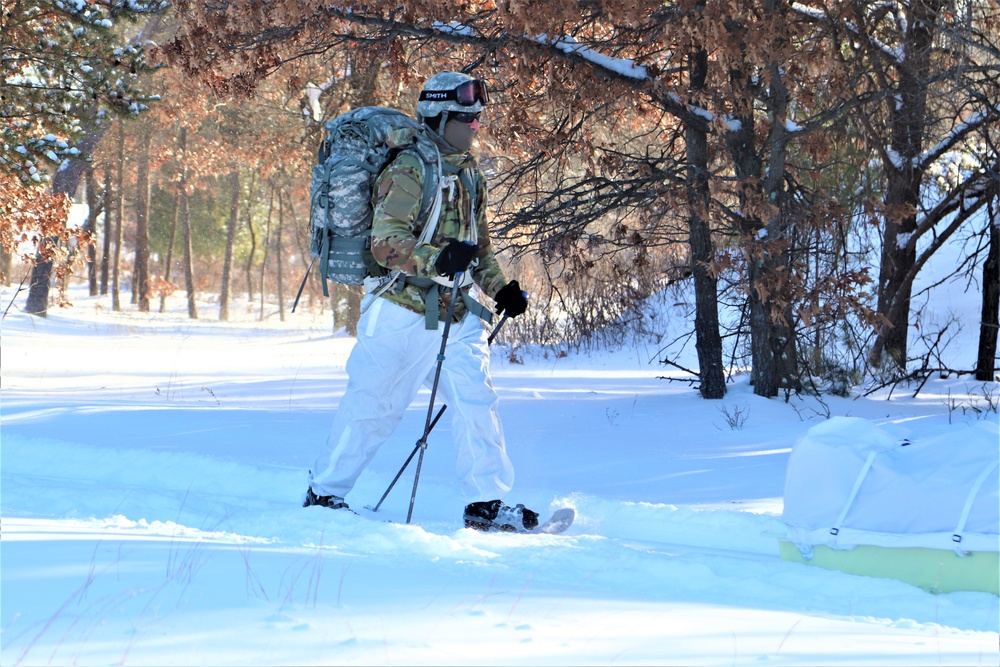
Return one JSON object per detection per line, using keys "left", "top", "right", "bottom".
{"left": 304, "top": 71, "right": 535, "bottom": 531}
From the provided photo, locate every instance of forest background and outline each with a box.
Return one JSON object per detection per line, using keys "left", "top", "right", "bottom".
{"left": 2, "top": 0, "right": 998, "bottom": 399}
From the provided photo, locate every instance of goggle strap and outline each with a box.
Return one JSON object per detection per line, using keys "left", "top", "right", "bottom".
{"left": 419, "top": 79, "right": 489, "bottom": 106}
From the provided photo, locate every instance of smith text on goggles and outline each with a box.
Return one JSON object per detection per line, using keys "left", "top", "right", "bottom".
{"left": 419, "top": 79, "right": 490, "bottom": 106}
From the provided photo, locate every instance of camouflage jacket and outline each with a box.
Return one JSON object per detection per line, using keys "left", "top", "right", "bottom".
{"left": 369, "top": 128, "right": 508, "bottom": 323}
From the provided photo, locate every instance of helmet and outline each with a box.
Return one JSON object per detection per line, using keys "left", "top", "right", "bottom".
{"left": 417, "top": 71, "right": 490, "bottom": 125}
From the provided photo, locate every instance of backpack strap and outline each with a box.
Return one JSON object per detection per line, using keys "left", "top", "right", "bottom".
{"left": 458, "top": 168, "right": 479, "bottom": 246}
{"left": 416, "top": 149, "right": 445, "bottom": 245}
{"left": 367, "top": 146, "right": 493, "bottom": 329}
{"left": 360, "top": 144, "right": 443, "bottom": 317}
{"left": 398, "top": 275, "right": 493, "bottom": 330}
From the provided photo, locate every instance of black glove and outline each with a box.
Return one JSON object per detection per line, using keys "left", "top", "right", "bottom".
{"left": 434, "top": 239, "right": 478, "bottom": 278}
{"left": 494, "top": 280, "right": 529, "bottom": 318}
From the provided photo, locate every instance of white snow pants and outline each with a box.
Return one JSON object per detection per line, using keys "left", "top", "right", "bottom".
{"left": 309, "top": 296, "right": 514, "bottom": 502}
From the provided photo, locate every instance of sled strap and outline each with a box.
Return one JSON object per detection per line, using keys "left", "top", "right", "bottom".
{"left": 952, "top": 459, "right": 999, "bottom": 548}
{"left": 830, "top": 451, "right": 877, "bottom": 536}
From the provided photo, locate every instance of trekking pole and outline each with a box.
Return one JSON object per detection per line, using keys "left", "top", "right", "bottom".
{"left": 367, "top": 275, "right": 509, "bottom": 517}
{"left": 487, "top": 313, "right": 509, "bottom": 345}
{"left": 367, "top": 403, "right": 447, "bottom": 513}
{"left": 405, "top": 272, "right": 465, "bottom": 523}
{"left": 290, "top": 258, "right": 316, "bottom": 313}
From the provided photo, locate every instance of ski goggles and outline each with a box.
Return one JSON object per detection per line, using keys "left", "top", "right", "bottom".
{"left": 419, "top": 79, "right": 490, "bottom": 106}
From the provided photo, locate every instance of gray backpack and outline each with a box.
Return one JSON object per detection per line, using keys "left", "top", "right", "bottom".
{"left": 308, "top": 107, "right": 442, "bottom": 294}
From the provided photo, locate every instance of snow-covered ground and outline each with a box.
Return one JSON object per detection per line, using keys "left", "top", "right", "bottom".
{"left": 2, "top": 286, "right": 998, "bottom": 666}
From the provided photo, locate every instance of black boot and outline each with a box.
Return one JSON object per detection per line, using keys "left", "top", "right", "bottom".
{"left": 303, "top": 487, "right": 350, "bottom": 510}
{"left": 464, "top": 499, "right": 539, "bottom": 532}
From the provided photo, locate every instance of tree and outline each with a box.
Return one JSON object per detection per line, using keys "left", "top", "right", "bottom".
{"left": 162, "top": 0, "right": 996, "bottom": 393}
{"left": 976, "top": 198, "right": 999, "bottom": 381}
{"left": 3, "top": 0, "right": 166, "bottom": 315}
{"left": 1, "top": 0, "right": 165, "bottom": 183}
{"left": 133, "top": 119, "right": 153, "bottom": 311}
{"left": 100, "top": 160, "right": 113, "bottom": 294}
{"left": 683, "top": 9, "right": 727, "bottom": 399}
{"left": 160, "top": 0, "right": 834, "bottom": 396}
{"left": 833, "top": 0, "right": 1000, "bottom": 370}
{"left": 23, "top": 116, "right": 107, "bottom": 315}
{"left": 82, "top": 166, "right": 104, "bottom": 295}
{"left": 110, "top": 121, "right": 125, "bottom": 312}
{"left": 219, "top": 169, "right": 240, "bottom": 321}
{"left": 0, "top": 171, "right": 70, "bottom": 288}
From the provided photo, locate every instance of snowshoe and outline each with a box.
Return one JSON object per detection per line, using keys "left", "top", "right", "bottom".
{"left": 303, "top": 487, "right": 350, "bottom": 510}
{"left": 464, "top": 499, "right": 540, "bottom": 532}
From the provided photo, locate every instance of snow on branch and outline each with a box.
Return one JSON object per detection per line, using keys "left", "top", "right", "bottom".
{"left": 434, "top": 22, "right": 476, "bottom": 38}
{"left": 432, "top": 21, "right": 650, "bottom": 81}
{"left": 916, "top": 106, "right": 1000, "bottom": 171}
{"left": 791, "top": 1, "right": 905, "bottom": 65}
{"left": 534, "top": 34, "right": 649, "bottom": 81}
{"left": 431, "top": 20, "right": 741, "bottom": 129}
{"left": 915, "top": 160, "right": 999, "bottom": 236}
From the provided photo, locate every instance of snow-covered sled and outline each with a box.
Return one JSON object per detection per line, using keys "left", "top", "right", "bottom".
{"left": 780, "top": 417, "right": 999, "bottom": 595}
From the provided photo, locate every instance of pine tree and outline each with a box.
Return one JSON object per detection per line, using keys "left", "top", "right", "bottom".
{"left": 2, "top": 0, "right": 166, "bottom": 315}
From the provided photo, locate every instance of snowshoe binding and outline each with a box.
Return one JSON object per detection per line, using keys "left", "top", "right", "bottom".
{"left": 303, "top": 487, "right": 350, "bottom": 511}
{"left": 464, "top": 499, "right": 540, "bottom": 532}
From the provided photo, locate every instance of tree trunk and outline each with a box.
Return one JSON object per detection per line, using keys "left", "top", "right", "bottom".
{"left": 724, "top": 76, "right": 778, "bottom": 396}
{"left": 219, "top": 169, "right": 240, "bottom": 321}
{"left": 259, "top": 186, "right": 273, "bottom": 320}
{"left": 0, "top": 242, "right": 11, "bottom": 286}
{"left": 83, "top": 166, "right": 101, "bottom": 296}
{"left": 245, "top": 170, "right": 257, "bottom": 303}
{"left": 976, "top": 205, "right": 999, "bottom": 381}
{"left": 111, "top": 121, "right": 125, "bottom": 312}
{"left": 276, "top": 188, "right": 286, "bottom": 322}
{"left": 159, "top": 185, "right": 181, "bottom": 313}
{"left": 757, "top": 57, "right": 799, "bottom": 396}
{"left": 178, "top": 126, "right": 198, "bottom": 319}
{"left": 133, "top": 122, "right": 152, "bottom": 311}
{"left": 722, "top": 6, "right": 800, "bottom": 398}
{"left": 25, "top": 116, "right": 112, "bottom": 315}
{"left": 100, "top": 161, "right": 112, "bottom": 295}
{"left": 871, "top": 0, "right": 944, "bottom": 369}
{"left": 685, "top": 41, "right": 726, "bottom": 399}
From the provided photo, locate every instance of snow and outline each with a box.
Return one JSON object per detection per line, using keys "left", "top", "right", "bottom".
{"left": 886, "top": 146, "right": 906, "bottom": 170}
{"left": 918, "top": 107, "right": 998, "bottom": 169}
{"left": 691, "top": 106, "right": 714, "bottom": 122}
{"left": 434, "top": 22, "right": 476, "bottom": 38}
{"left": 791, "top": 2, "right": 828, "bottom": 20}
{"left": 535, "top": 35, "right": 648, "bottom": 80}
{"left": 1, "top": 284, "right": 998, "bottom": 666}
{"left": 784, "top": 118, "right": 803, "bottom": 133}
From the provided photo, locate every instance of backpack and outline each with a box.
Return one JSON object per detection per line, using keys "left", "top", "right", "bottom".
{"left": 307, "top": 107, "right": 442, "bottom": 295}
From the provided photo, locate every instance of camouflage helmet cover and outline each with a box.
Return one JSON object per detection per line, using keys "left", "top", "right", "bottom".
{"left": 417, "top": 71, "right": 486, "bottom": 122}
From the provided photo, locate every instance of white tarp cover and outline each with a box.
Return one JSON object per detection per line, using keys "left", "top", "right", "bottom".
{"left": 782, "top": 417, "right": 999, "bottom": 553}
